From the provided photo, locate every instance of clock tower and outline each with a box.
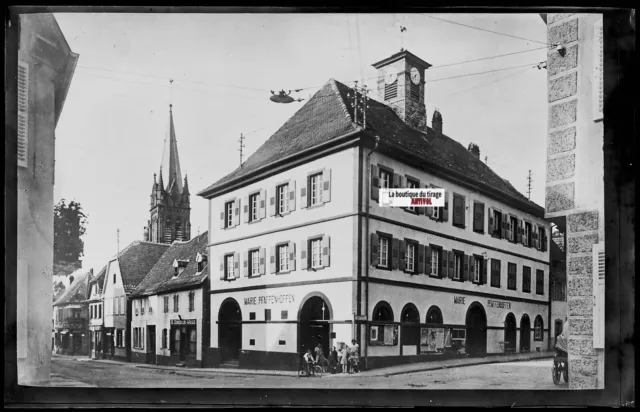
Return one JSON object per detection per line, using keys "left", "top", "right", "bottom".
{"left": 372, "top": 49, "right": 432, "bottom": 131}
{"left": 144, "top": 104, "right": 191, "bottom": 244}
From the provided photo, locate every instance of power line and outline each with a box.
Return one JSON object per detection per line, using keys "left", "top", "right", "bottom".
{"left": 431, "top": 46, "right": 550, "bottom": 69}
{"left": 428, "top": 61, "right": 541, "bottom": 83}
{"left": 445, "top": 66, "right": 536, "bottom": 98}
{"left": 420, "top": 14, "right": 552, "bottom": 46}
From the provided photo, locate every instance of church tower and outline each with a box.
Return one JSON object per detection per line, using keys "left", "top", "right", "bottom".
{"left": 144, "top": 104, "right": 191, "bottom": 244}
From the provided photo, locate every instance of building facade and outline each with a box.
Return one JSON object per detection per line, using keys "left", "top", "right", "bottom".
{"left": 549, "top": 226, "right": 567, "bottom": 349}
{"left": 53, "top": 270, "right": 91, "bottom": 356}
{"left": 130, "top": 232, "right": 210, "bottom": 368}
{"left": 16, "top": 13, "right": 78, "bottom": 384}
{"left": 87, "top": 266, "right": 106, "bottom": 359}
{"left": 199, "top": 50, "right": 551, "bottom": 371}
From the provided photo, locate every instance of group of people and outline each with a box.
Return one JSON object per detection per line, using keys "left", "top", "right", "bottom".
{"left": 302, "top": 339, "right": 360, "bottom": 375}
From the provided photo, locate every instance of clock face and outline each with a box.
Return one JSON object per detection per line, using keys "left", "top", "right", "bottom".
{"left": 410, "top": 67, "right": 421, "bottom": 85}
{"left": 385, "top": 69, "right": 397, "bottom": 85}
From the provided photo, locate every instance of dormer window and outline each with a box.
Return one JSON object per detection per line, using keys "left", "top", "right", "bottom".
{"left": 173, "top": 259, "right": 189, "bottom": 277}
{"left": 196, "top": 252, "right": 208, "bottom": 273}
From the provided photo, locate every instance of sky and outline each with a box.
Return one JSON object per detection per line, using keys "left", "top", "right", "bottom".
{"left": 53, "top": 13, "right": 549, "bottom": 273}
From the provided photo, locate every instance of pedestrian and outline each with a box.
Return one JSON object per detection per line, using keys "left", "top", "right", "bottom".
{"left": 340, "top": 343, "right": 349, "bottom": 374}
{"left": 349, "top": 339, "right": 360, "bottom": 373}
{"left": 328, "top": 346, "right": 339, "bottom": 374}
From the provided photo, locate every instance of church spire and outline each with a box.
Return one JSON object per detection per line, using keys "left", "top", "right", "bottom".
{"left": 158, "top": 166, "right": 165, "bottom": 191}
{"left": 160, "top": 104, "right": 183, "bottom": 195}
{"left": 183, "top": 174, "right": 190, "bottom": 195}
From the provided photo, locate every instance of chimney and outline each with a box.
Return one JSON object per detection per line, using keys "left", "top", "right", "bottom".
{"left": 467, "top": 142, "right": 480, "bottom": 159}
{"left": 69, "top": 275, "right": 74, "bottom": 285}
{"left": 372, "top": 49, "right": 432, "bottom": 132}
{"left": 432, "top": 109, "right": 443, "bottom": 134}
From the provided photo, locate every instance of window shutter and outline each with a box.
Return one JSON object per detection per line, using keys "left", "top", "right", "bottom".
{"left": 417, "top": 244, "right": 425, "bottom": 273}
{"left": 17, "top": 61, "right": 29, "bottom": 168}
{"left": 501, "top": 214, "right": 507, "bottom": 239}
{"left": 452, "top": 195, "right": 461, "bottom": 225}
{"left": 593, "top": 242, "right": 605, "bottom": 348}
{"left": 442, "top": 249, "right": 448, "bottom": 274}
{"left": 392, "top": 173, "right": 401, "bottom": 188}
{"left": 259, "top": 248, "right": 266, "bottom": 275}
{"left": 517, "top": 219, "right": 523, "bottom": 244}
{"left": 270, "top": 246, "right": 276, "bottom": 274}
{"left": 468, "top": 255, "right": 475, "bottom": 281}
{"left": 242, "top": 251, "right": 249, "bottom": 277}
{"left": 543, "top": 232, "right": 548, "bottom": 252}
{"left": 288, "top": 241, "right": 296, "bottom": 271}
{"left": 288, "top": 180, "right": 296, "bottom": 212}
{"left": 260, "top": 189, "right": 267, "bottom": 219}
{"left": 488, "top": 207, "right": 494, "bottom": 234}
{"left": 219, "top": 205, "right": 226, "bottom": 229}
{"left": 370, "top": 233, "right": 379, "bottom": 266}
{"left": 461, "top": 196, "right": 466, "bottom": 226}
{"left": 442, "top": 191, "right": 449, "bottom": 222}
{"left": 233, "top": 199, "right": 241, "bottom": 226}
{"left": 321, "top": 236, "right": 331, "bottom": 267}
{"left": 463, "top": 254, "right": 469, "bottom": 281}
{"left": 234, "top": 253, "right": 240, "bottom": 275}
{"left": 269, "top": 186, "right": 277, "bottom": 217}
{"left": 300, "top": 240, "right": 308, "bottom": 270}
{"left": 482, "top": 258, "right": 488, "bottom": 284}
{"left": 398, "top": 240, "right": 406, "bottom": 271}
{"left": 391, "top": 238, "right": 400, "bottom": 270}
{"left": 322, "top": 168, "right": 331, "bottom": 203}
{"left": 371, "top": 165, "right": 380, "bottom": 202}
{"left": 448, "top": 251, "right": 454, "bottom": 279}
{"left": 425, "top": 246, "right": 432, "bottom": 274}
{"left": 474, "top": 203, "right": 484, "bottom": 232}
{"left": 300, "top": 178, "right": 308, "bottom": 209}
{"left": 522, "top": 220, "right": 528, "bottom": 247}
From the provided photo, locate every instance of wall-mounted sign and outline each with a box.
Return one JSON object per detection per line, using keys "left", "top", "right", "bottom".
{"left": 170, "top": 319, "right": 196, "bottom": 325}
{"left": 593, "top": 18, "right": 604, "bottom": 121}
{"left": 243, "top": 294, "right": 295, "bottom": 306}
{"left": 487, "top": 299, "right": 511, "bottom": 310}
{"left": 453, "top": 296, "right": 466, "bottom": 305}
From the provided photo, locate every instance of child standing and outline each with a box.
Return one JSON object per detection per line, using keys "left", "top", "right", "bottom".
{"left": 340, "top": 344, "right": 349, "bottom": 374}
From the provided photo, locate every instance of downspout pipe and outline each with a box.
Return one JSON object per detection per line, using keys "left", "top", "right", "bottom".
{"left": 364, "top": 135, "right": 380, "bottom": 371}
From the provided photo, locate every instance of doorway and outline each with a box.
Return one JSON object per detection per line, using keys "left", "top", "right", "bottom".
{"left": 504, "top": 313, "right": 517, "bottom": 353}
{"left": 148, "top": 326, "right": 156, "bottom": 364}
{"left": 298, "top": 296, "right": 331, "bottom": 357}
{"left": 218, "top": 299, "right": 242, "bottom": 363}
{"left": 465, "top": 302, "right": 487, "bottom": 356}
{"left": 400, "top": 303, "right": 420, "bottom": 356}
{"left": 520, "top": 314, "right": 531, "bottom": 352}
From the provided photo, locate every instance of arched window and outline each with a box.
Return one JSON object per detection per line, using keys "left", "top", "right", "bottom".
{"left": 372, "top": 301, "right": 394, "bottom": 322}
{"left": 371, "top": 301, "right": 396, "bottom": 346}
{"left": 401, "top": 304, "right": 420, "bottom": 323}
{"left": 534, "top": 315, "right": 544, "bottom": 341}
{"left": 164, "top": 219, "right": 172, "bottom": 243}
{"left": 426, "top": 306, "right": 443, "bottom": 324}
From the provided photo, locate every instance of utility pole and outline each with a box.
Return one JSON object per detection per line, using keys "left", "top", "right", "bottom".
{"left": 238, "top": 133, "right": 246, "bottom": 167}
{"left": 348, "top": 82, "right": 370, "bottom": 129}
{"left": 527, "top": 170, "right": 533, "bottom": 199}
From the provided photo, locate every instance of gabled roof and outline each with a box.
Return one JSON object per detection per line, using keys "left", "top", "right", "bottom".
{"left": 131, "top": 232, "right": 209, "bottom": 298}
{"left": 87, "top": 265, "right": 107, "bottom": 299}
{"left": 197, "top": 78, "right": 542, "bottom": 214}
{"left": 53, "top": 269, "right": 91, "bottom": 307}
{"left": 107, "top": 241, "right": 170, "bottom": 295}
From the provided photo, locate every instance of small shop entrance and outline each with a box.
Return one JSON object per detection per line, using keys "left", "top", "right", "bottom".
{"left": 465, "top": 303, "right": 487, "bottom": 356}
{"left": 298, "top": 296, "right": 331, "bottom": 357}
{"left": 148, "top": 326, "right": 156, "bottom": 364}
{"left": 504, "top": 313, "right": 517, "bottom": 353}
{"left": 218, "top": 299, "right": 242, "bottom": 364}
{"left": 520, "top": 314, "right": 531, "bottom": 352}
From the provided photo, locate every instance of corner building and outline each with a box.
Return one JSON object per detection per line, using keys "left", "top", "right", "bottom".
{"left": 199, "top": 49, "right": 551, "bottom": 371}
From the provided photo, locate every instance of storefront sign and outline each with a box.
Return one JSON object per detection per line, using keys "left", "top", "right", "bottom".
{"left": 170, "top": 319, "right": 196, "bottom": 325}
{"left": 243, "top": 294, "right": 295, "bottom": 306}
{"left": 453, "top": 296, "right": 466, "bottom": 305}
{"left": 487, "top": 299, "right": 511, "bottom": 310}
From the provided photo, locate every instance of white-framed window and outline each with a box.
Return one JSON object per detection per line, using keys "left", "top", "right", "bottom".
{"left": 525, "top": 222, "right": 533, "bottom": 246}
{"left": 249, "top": 193, "right": 259, "bottom": 222}
{"left": 250, "top": 249, "right": 260, "bottom": 276}
{"left": 378, "top": 236, "right": 389, "bottom": 268}
{"left": 379, "top": 170, "right": 391, "bottom": 189}
{"left": 406, "top": 178, "right": 419, "bottom": 212}
{"left": 225, "top": 201, "right": 234, "bottom": 228}
{"left": 277, "top": 184, "right": 288, "bottom": 215}
{"left": 278, "top": 244, "right": 289, "bottom": 272}
{"left": 406, "top": 243, "right": 415, "bottom": 272}
{"left": 432, "top": 206, "right": 440, "bottom": 220}
{"left": 309, "top": 173, "right": 322, "bottom": 206}
{"left": 534, "top": 316, "right": 544, "bottom": 341}
{"left": 454, "top": 253, "right": 463, "bottom": 280}
{"left": 225, "top": 254, "right": 235, "bottom": 280}
{"left": 431, "top": 248, "right": 440, "bottom": 277}
{"left": 474, "top": 256, "right": 482, "bottom": 283}
{"left": 310, "top": 238, "right": 322, "bottom": 269}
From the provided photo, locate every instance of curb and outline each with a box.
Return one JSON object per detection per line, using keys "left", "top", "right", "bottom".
{"left": 135, "top": 364, "right": 299, "bottom": 378}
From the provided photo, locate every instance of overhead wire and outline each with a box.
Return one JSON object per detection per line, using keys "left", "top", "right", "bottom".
{"left": 443, "top": 66, "right": 538, "bottom": 98}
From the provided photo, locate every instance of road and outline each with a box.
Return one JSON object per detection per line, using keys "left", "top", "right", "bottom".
{"left": 51, "top": 357, "right": 568, "bottom": 390}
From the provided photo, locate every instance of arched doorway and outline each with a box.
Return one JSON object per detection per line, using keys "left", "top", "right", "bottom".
{"left": 426, "top": 306, "right": 443, "bottom": 325}
{"left": 218, "top": 298, "right": 242, "bottom": 363}
{"left": 400, "top": 303, "right": 420, "bottom": 355}
{"left": 465, "top": 302, "right": 487, "bottom": 356}
{"left": 371, "top": 301, "right": 395, "bottom": 345}
{"left": 298, "top": 295, "right": 332, "bottom": 357}
{"left": 520, "top": 314, "right": 531, "bottom": 352}
{"left": 504, "top": 313, "right": 517, "bottom": 353}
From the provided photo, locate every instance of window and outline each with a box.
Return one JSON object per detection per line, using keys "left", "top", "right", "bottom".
{"left": 431, "top": 204, "right": 440, "bottom": 220}
{"left": 525, "top": 222, "right": 533, "bottom": 247}
{"left": 165, "top": 219, "right": 172, "bottom": 243}
{"left": 98, "top": 304, "right": 101, "bottom": 319}
{"left": 523, "top": 266, "right": 532, "bottom": 293}
{"left": 188, "top": 291, "right": 195, "bottom": 312}
{"left": 277, "top": 244, "right": 289, "bottom": 273}
{"left": 309, "top": 173, "right": 323, "bottom": 206}
{"left": 371, "top": 302, "right": 397, "bottom": 346}
{"left": 538, "top": 226, "right": 547, "bottom": 251}
{"left": 162, "top": 329, "right": 167, "bottom": 349}
{"left": 173, "top": 328, "right": 180, "bottom": 354}
{"left": 378, "top": 236, "right": 390, "bottom": 268}
{"left": 265, "top": 309, "right": 271, "bottom": 321}
{"left": 491, "top": 259, "right": 501, "bottom": 288}
{"left": 189, "top": 328, "right": 197, "bottom": 355}
{"left": 452, "top": 194, "right": 465, "bottom": 228}
{"left": 250, "top": 339, "right": 255, "bottom": 346}
{"left": 552, "top": 279, "right": 566, "bottom": 301}
{"left": 173, "top": 295, "right": 179, "bottom": 312}
{"left": 452, "top": 328, "right": 466, "bottom": 342}
{"left": 492, "top": 210, "right": 502, "bottom": 237}
{"left": 510, "top": 216, "right": 518, "bottom": 242}
{"left": 249, "top": 193, "right": 259, "bottom": 222}
{"left": 310, "top": 238, "right": 322, "bottom": 269}
{"left": 249, "top": 249, "right": 260, "bottom": 277}
{"left": 117, "top": 329, "right": 125, "bottom": 348}
{"left": 406, "top": 178, "right": 419, "bottom": 212}
{"left": 113, "top": 273, "right": 116, "bottom": 284}
{"left": 405, "top": 242, "right": 416, "bottom": 272}
{"left": 536, "top": 270, "right": 544, "bottom": 295}
{"left": 473, "top": 256, "right": 483, "bottom": 283}
{"left": 141, "top": 300, "right": 145, "bottom": 315}
{"left": 277, "top": 183, "right": 288, "bottom": 215}
{"left": 225, "top": 254, "right": 235, "bottom": 280}
{"left": 430, "top": 247, "right": 441, "bottom": 277}
{"left": 507, "top": 263, "right": 517, "bottom": 290}
{"left": 225, "top": 201, "right": 234, "bottom": 228}
{"left": 554, "top": 320, "right": 563, "bottom": 338}
{"left": 281, "top": 310, "right": 288, "bottom": 320}
{"left": 379, "top": 169, "right": 391, "bottom": 189}
{"left": 164, "top": 296, "right": 169, "bottom": 313}
{"left": 534, "top": 316, "right": 544, "bottom": 341}
{"left": 453, "top": 252, "right": 463, "bottom": 281}
{"left": 426, "top": 306, "right": 443, "bottom": 324}
{"left": 249, "top": 312, "right": 256, "bottom": 320}
{"left": 473, "top": 202, "right": 484, "bottom": 233}
{"left": 384, "top": 79, "right": 398, "bottom": 100}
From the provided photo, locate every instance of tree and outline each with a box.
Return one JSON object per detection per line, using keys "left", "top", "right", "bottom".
{"left": 54, "top": 199, "right": 88, "bottom": 266}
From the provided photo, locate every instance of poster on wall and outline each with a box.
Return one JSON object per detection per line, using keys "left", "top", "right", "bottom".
{"left": 420, "top": 328, "right": 445, "bottom": 352}
{"left": 444, "top": 329, "right": 453, "bottom": 347}
{"left": 383, "top": 325, "right": 398, "bottom": 345}
{"left": 370, "top": 326, "right": 378, "bottom": 341}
